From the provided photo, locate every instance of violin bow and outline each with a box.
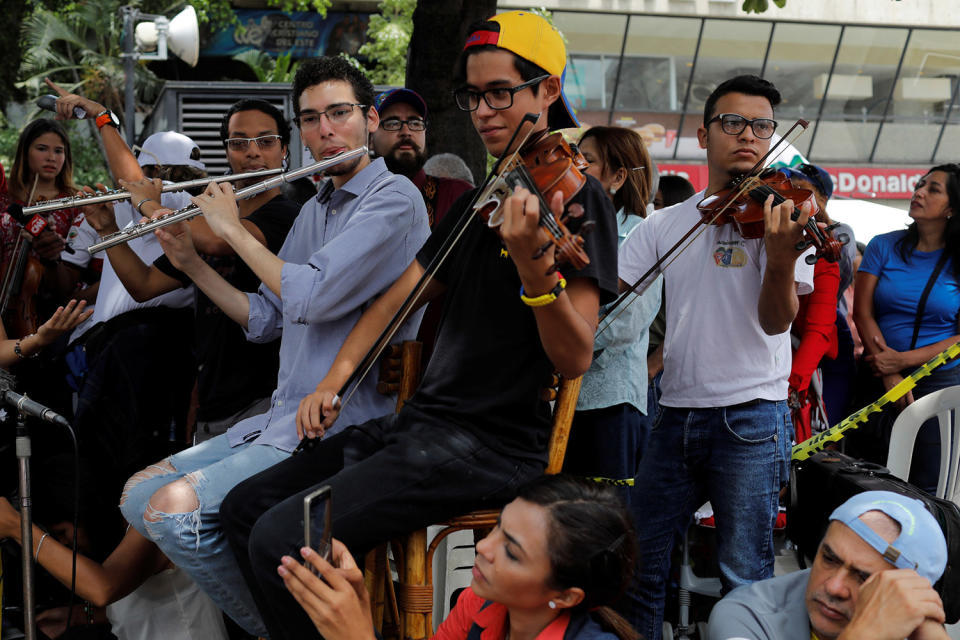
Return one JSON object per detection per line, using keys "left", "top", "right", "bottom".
{"left": 594, "top": 119, "right": 811, "bottom": 338}
{"left": 311, "top": 113, "right": 546, "bottom": 424}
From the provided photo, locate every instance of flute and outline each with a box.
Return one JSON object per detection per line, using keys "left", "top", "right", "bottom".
{"left": 12, "top": 168, "right": 285, "bottom": 216}
{"left": 89, "top": 147, "right": 367, "bottom": 254}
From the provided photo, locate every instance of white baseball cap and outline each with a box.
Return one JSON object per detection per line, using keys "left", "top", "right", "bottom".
{"left": 135, "top": 131, "right": 205, "bottom": 170}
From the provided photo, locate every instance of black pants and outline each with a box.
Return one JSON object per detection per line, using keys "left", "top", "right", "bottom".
{"left": 220, "top": 407, "right": 543, "bottom": 640}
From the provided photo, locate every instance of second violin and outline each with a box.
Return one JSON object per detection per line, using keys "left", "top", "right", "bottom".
{"left": 697, "top": 167, "right": 849, "bottom": 264}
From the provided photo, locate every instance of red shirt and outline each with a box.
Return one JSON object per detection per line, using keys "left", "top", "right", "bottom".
{"left": 434, "top": 587, "right": 572, "bottom": 640}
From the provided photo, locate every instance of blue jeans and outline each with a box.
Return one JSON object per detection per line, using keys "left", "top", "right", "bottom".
{"left": 621, "top": 400, "right": 791, "bottom": 640}
{"left": 563, "top": 403, "right": 646, "bottom": 509}
{"left": 219, "top": 407, "right": 543, "bottom": 640}
{"left": 118, "top": 433, "right": 288, "bottom": 636}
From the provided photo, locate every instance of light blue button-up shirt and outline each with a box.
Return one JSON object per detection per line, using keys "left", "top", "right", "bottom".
{"left": 227, "top": 158, "right": 430, "bottom": 452}
{"left": 578, "top": 212, "right": 662, "bottom": 414}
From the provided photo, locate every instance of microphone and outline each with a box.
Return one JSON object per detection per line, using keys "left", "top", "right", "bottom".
{"left": 4, "top": 204, "right": 75, "bottom": 255}
{"left": 36, "top": 94, "right": 86, "bottom": 120}
{"left": 0, "top": 370, "right": 70, "bottom": 428}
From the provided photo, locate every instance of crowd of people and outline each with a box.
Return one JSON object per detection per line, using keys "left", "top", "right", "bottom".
{"left": 0, "top": 8, "right": 956, "bottom": 640}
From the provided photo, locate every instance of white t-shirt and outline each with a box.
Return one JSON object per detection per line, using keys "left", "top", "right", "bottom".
{"left": 64, "top": 192, "right": 194, "bottom": 343}
{"left": 619, "top": 191, "right": 814, "bottom": 408}
{"left": 105, "top": 565, "right": 228, "bottom": 640}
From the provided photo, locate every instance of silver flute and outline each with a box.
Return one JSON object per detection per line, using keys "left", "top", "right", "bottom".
{"left": 89, "top": 146, "right": 367, "bottom": 254}
{"left": 19, "top": 168, "right": 286, "bottom": 215}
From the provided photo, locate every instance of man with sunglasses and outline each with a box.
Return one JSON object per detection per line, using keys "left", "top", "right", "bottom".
{"left": 111, "top": 58, "right": 429, "bottom": 637}
{"left": 618, "top": 75, "right": 816, "bottom": 640}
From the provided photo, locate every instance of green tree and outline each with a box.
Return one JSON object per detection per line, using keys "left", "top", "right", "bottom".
{"left": 354, "top": 0, "right": 416, "bottom": 86}
{"left": 232, "top": 50, "right": 301, "bottom": 84}
{"left": 740, "top": 0, "right": 786, "bottom": 13}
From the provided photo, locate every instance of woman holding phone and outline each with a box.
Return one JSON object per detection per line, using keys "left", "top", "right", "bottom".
{"left": 280, "top": 475, "right": 639, "bottom": 640}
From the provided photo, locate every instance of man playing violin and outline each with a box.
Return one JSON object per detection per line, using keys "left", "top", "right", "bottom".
{"left": 618, "top": 75, "right": 816, "bottom": 640}
{"left": 112, "top": 57, "right": 430, "bottom": 637}
{"left": 215, "top": 10, "right": 619, "bottom": 639}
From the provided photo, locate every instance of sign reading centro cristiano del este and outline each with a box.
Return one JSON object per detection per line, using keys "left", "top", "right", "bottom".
{"left": 657, "top": 165, "right": 927, "bottom": 200}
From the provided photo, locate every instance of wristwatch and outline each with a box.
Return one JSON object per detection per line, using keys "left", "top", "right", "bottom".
{"left": 95, "top": 109, "right": 121, "bottom": 130}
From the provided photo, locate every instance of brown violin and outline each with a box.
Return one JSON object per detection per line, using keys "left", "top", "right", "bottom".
{"left": 0, "top": 230, "right": 43, "bottom": 338}
{"left": 473, "top": 129, "right": 593, "bottom": 272}
{"left": 697, "top": 167, "right": 848, "bottom": 265}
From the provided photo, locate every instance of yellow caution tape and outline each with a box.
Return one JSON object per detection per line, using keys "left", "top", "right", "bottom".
{"left": 792, "top": 339, "right": 960, "bottom": 461}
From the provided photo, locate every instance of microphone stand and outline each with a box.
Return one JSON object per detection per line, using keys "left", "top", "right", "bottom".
{"left": 15, "top": 404, "right": 37, "bottom": 640}
{"left": 0, "top": 368, "right": 40, "bottom": 640}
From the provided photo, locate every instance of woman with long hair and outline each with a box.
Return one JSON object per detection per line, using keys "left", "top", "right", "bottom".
{"left": 1, "top": 118, "right": 80, "bottom": 265}
{"left": 561, "top": 126, "right": 660, "bottom": 506}
{"left": 853, "top": 163, "right": 960, "bottom": 492}
{"left": 280, "top": 475, "right": 640, "bottom": 640}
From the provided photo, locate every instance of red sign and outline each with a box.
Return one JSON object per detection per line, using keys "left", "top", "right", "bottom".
{"left": 657, "top": 164, "right": 926, "bottom": 200}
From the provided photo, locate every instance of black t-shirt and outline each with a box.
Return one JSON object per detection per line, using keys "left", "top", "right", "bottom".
{"left": 154, "top": 195, "right": 300, "bottom": 421}
{"left": 405, "top": 175, "right": 618, "bottom": 463}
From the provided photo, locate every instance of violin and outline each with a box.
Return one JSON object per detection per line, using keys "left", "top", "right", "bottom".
{"left": 697, "top": 167, "right": 848, "bottom": 265}
{"left": 0, "top": 229, "right": 43, "bottom": 339}
{"left": 473, "top": 129, "right": 593, "bottom": 273}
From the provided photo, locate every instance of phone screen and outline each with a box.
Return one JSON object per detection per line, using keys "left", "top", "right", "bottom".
{"left": 303, "top": 485, "right": 332, "bottom": 572}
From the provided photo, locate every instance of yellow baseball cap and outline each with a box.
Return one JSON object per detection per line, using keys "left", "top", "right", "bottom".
{"left": 463, "top": 10, "right": 579, "bottom": 130}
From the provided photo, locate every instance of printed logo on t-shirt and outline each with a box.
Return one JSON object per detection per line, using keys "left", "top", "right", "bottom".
{"left": 713, "top": 242, "right": 747, "bottom": 267}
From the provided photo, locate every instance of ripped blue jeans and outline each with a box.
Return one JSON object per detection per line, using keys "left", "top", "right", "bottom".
{"left": 118, "top": 434, "right": 288, "bottom": 636}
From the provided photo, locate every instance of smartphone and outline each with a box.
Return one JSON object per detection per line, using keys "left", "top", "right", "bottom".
{"left": 303, "top": 485, "right": 332, "bottom": 573}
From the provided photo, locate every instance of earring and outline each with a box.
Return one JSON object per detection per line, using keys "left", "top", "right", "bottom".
{"left": 548, "top": 601, "right": 557, "bottom": 609}
{"left": 609, "top": 186, "right": 618, "bottom": 195}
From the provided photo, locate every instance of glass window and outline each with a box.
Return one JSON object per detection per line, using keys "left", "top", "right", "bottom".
{"left": 762, "top": 22, "right": 842, "bottom": 120}
{"left": 609, "top": 16, "right": 701, "bottom": 158}
{"left": 552, "top": 12, "right": 628, "bottom": 121}
{"left": 934, "top": 123, "right": 960, "bottom": 164}
{"left": 874, "top": 29, "right": 960, "bottom": 163}
{"left": 808, "top": 26, "right": 909, "bottom": 161}
{"left": 809, "top": 120, "right": 882, "bottom": 162}
{"left": 614, "top": 15, "right": 700, "bottom": 114}
{"left": 814, "top": 26, "right": 908, "bottom": 120}
{"left": 684, "top": 19, "right": 772, "bottom": 117}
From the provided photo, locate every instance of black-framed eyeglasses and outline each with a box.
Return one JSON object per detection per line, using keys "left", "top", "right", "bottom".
{"left": 453, "top": 75, "right": 550, "bottom": 112}
{"left": 381, "top": 118, "right": 426, "bottom": 132}
{"left": 706, "top": 113, "right": 778, "bottom": 139}
{"left": 224, "top": 135, "right": 283, "bottom": 152}
{"left": 295, "top": 104, "right": 367, "bottom": 129}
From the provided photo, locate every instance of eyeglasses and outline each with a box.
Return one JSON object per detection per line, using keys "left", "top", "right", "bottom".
{"left": 224, "top": 135, "right": 283, "bottom": 152}
{"left": 706, "top": 113, "right": 778, "bottom": 139}
{"left": 380, "top": 118, "right": 427, "bottom": 132}
{"left": 453, "top": 75, "right": 550, "bottom": 112}
{"left": 295, "top": 104, "right": 366, "bottom": 130}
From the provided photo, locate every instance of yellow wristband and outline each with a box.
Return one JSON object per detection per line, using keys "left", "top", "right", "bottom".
{"left": 520, "top": 276, "right": 567, "bottom": 307}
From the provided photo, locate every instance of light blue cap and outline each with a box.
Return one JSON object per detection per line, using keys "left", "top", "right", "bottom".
{"left": 829, "top": 490, "right": 947, "bottom": 584}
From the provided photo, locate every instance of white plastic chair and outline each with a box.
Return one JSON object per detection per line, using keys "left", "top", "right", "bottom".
{"left": 885, "top": 385, "right": 960, "bottom": 501}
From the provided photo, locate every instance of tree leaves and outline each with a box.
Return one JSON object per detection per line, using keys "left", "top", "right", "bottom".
{"left": 741, "top": 0, "right": 787, "bottom": 14}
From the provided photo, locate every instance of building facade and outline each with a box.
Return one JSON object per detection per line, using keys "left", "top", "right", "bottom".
{"left": 498, "top": 0, "right": 960, "bottom": 203}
